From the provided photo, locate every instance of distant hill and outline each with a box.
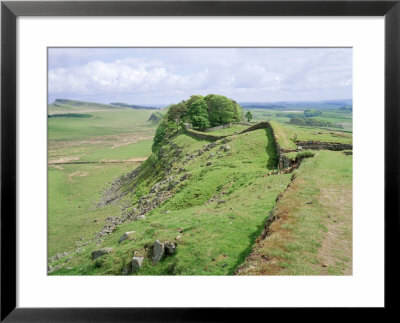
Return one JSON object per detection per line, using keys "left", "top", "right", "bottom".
{"left": 240, "top": 99, "right": 352, "bottom": 111}
{"left": 148, "top": 111, "right": 164, "bottom": 124}
{"left": 49, "top": 99, "right": 161, "bottom": 114}
{"left": 52, "top": 99, "right": 117, "bottom": 109}
{"left": 110, "top": 102, "right": 159, "bottom": 110}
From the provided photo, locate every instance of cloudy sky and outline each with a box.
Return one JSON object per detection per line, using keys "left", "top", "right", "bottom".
{"left": 48, "top": 48, "right": 352, "bottom": 106}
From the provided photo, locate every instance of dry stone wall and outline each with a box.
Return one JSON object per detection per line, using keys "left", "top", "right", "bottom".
{"left": 186, "top": 122, "right": 352, "bottom": 170}
{"left": 297, "top": 141, "right": 352, "bottom": 151}
{"left": 203, "top": 123, "right": 232, "bottom": 132}
{"left": 186, "top": 129, "right": 226, "bottom": 141}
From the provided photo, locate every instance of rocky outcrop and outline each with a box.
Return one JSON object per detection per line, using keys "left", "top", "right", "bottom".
{"left": 152, "top": 240, "right": 165, "bottom": 264}
{"left": 119, "top": 231, "right": 136, "bottom": 243}
{"left": 131, "top": 257, "right": 144, "bottom": 272}
{"left": 91, "top": 247, "right": 113, "bottom": 261}
{"left": 165, "top": 242, "right": 176, "bottom": 255}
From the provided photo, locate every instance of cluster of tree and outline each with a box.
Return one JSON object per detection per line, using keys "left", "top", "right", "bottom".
{"left": 303, "top": 109, "right": 323, "bottom": 117}
{"left": 275, "top": 112, "right": 299, "bottom": 118}
{"left": 289, "top": 117, "right": 343, "bottom": 129}
{"left": 338, "top": 106, "right": 353, "bottom": 112}
{"left": 152, "top": 94, "right": 243, "bottom": 152}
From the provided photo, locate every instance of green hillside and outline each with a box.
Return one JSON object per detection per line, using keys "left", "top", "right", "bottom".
{"left": 50, "top": 127, "right": 293, "bottom": 275}
{"left": 48, "top": 96, "right": 352, "bottom": 276}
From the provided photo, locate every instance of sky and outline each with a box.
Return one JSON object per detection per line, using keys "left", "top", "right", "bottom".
{"left": 48, "top": 48, "right": 352, "bottom": 106}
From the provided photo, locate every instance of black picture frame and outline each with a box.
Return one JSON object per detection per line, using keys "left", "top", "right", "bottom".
{"left": 1, "top": 0, "right": 399, "bottom": 321}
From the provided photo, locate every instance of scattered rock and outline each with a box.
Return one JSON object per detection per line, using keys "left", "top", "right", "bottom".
{"left": 131, "top": 257, "right": 144, "bottom": 273}
{"left": 177, "top": 227, "right": 183, "bottom": 233}
{"left": 224, "top": 145, "right": 231, "bottom": 152}
{"left": 119, "top": 231, "right": 136, "bottom": 243}
{"left": 175, "top": 235, "right": 182, "bottom": 240}
{"left": 122, "top": 265, "right": 130, "bottom": 275}
{"left": 206, "top": 161, "right": 212, "bottom": 166}
{"left": 64, "top": 256, "right": 73, "bottom": 263}
{"left": 306, "top": 201, "right": 313, "bottom": 205}
{"left": 91, "top": 247, "right": 113, "bottom": 261}
{"left": 180, "top": 173, "right": 191, "bottom": 181}
{"left": 152, "top": 240, "right": 165, "bottom": 264}
{"left": 217, "top": 200, "right": 226, "bottom": 205}
{"left": 165, "top": 242, "right": 176, "bottom": 255}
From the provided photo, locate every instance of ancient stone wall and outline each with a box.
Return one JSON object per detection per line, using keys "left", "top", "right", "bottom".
{"left": 185, "top": 129, "right": 226, "bottom": 141}
{"left": 203, "top": 123, "right": 232, "bottom": 132}
{"left": 297, "top": 141, "right": 352, "bottom": 151}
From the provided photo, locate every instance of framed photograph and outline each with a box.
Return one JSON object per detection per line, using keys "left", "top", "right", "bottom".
{"left": 1, "top": 0, "right": 399, "bottom": 320}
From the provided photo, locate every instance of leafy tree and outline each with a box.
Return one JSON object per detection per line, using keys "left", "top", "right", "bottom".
{"left": 304, "top": 109, "right": 322, "bottom": 117}
{"left": 245, "top": 111, "right": 253, "bottom": 122}
{"left": 208, "top": 95, "right": 235, "bottom": 126}
{"left": 289, "top": 116, "right": 342, "bottom": 129}
{"left": 167, "top": 101, "right": 187, "bottom": 124}
{"left": 187, "top": 98, "right": 210, "bottom": 130}
{"left": 186, "top": 95, "right": 204, "bottom": 108}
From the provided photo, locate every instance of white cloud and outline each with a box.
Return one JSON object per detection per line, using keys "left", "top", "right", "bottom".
{"left": 48, "top": 48, "right": 352, "bottom": 104}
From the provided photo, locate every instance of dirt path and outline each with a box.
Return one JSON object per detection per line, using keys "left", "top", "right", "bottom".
{"left": 316, "top": 187, "right": 352, "bottom": 275}
{"left": 236, "top": 151, "right": 352, "bottom": 276}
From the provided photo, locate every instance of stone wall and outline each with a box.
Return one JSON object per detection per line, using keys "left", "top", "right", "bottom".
{"left": 297, "top": 141, "right": 352, "bottom": 151}
{"left": 203, "top": 123, "right": 232, "bottom": 132}
{"left": 263, "top": 122, "right": 291, "bottom": 169}
{"left": 187, "top": 122, "right": 353, "bottom": 171}
{"left": 185, "top": 129, "right": 226, "bottom": 141}
{"left": 238, "top": 121, "right": 270, "bottom": 134}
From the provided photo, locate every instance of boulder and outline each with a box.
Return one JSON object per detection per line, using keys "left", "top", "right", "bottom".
{"left": 152, "top": 240, "right": 165, "bottom": 264}
{"left": 165, "top": 242, "right": 176, "bottom": 255}
{"left": 118, "top": 231, "right": 136, "bottom": 243}
{"left": 224, "top": 145, "right": 231, "bottom": 152}
{"left": 91, "top": 247, "right": 113, "bottom": 261}
{"left": 131, "top": 257, "right": 144, "bottom": 273}
{"left": 206, "top": 161, "right": 212, "bottom": 166}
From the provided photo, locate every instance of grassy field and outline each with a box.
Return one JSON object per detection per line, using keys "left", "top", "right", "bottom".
{"left": 48, "top": 100, "right": 352, "bottom": 276}
{"left": 48, "top": 100, "right": 157, "bottom": 258}
{"left": 250, "top": 107, "right": 353, "bottom": 135}
{"left": 237, "top": 150, "right": 352, "bottom": 275}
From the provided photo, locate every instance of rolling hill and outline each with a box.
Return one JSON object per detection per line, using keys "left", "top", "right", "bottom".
{"left": 48, "top": 103, "right": 352, "bottom": 275}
